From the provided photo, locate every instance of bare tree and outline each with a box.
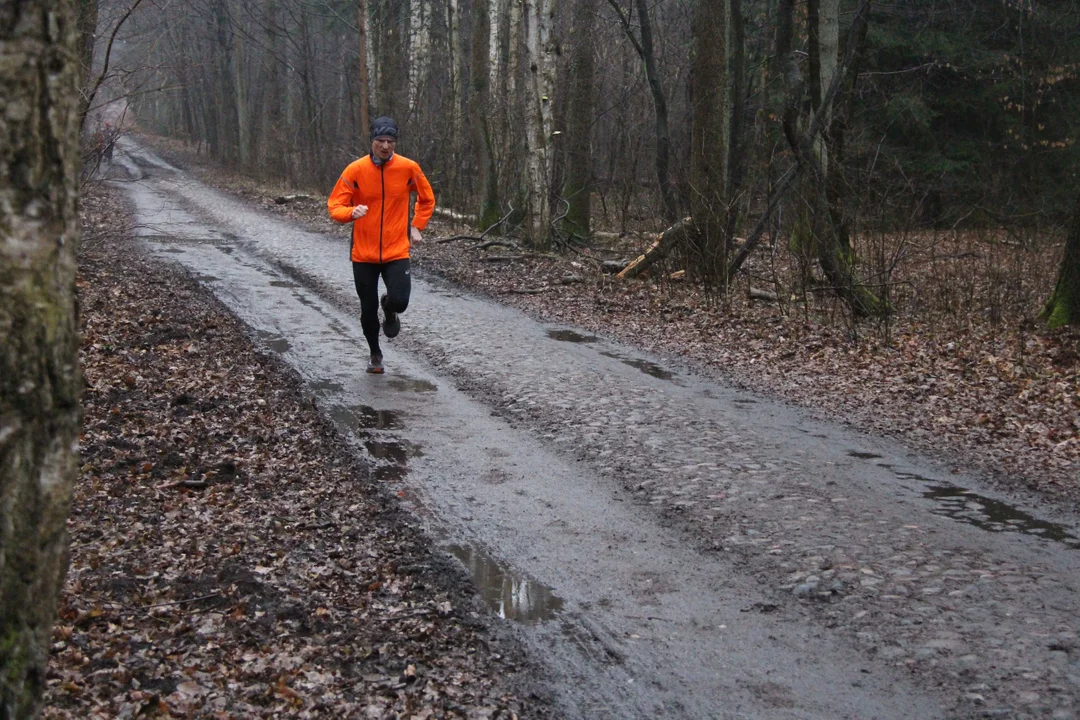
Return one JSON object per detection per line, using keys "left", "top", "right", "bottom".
{"left": 1, "top": 1, "right": 82, "bottom": 717}
{"left": 605, "top": 0, "right": 678, "bottom": 223}
{"left": 471, "top": 0, "right": 502, "bottom": 228}
{"left": 563, "top": 0, "right": 598, "bottom": 238}
{"left": 522, "top": 0, "right": 558, "bottom": 246}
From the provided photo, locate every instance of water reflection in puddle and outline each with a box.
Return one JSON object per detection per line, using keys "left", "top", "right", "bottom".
{"left": 891, "top": 470, "right": 1080, "bottom": 548}
{"left": 269, "top": 280, "right": 299, "bottom": 288}
{"left": 601, "top": 352, "right": 674, "bottom": 381}
{"left": 255, "top": 329, "right": 290, "bottom": 354}
{"left": 547, "top": 329, "right": 598, "bottom": 343}
{"left": 328, "top": 404, "right": 401, "bottom": 431}
{"left": 444, "top": 544, "right": 564, "bottom": 624}
{"left": 389, "top": 377, "right": 438, "bottom": 393}
{"left": 364, "top": 439, "right": 423, "bottom": 464}
{"left": 848, "top": 450, "right": 883, "bottom": 460}
{"left": 162, "top": 248, "right": 185, "bottom": 254}
{"left": 196, "top": 273, "right": 219, "bottom": 283}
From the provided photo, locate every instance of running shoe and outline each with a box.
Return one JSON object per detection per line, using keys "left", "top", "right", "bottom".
{"left": 367, "top": 353, "right": 384, "bottom": 374}
{"left": 380, "top": 294, "right": 400, "bottom": 338}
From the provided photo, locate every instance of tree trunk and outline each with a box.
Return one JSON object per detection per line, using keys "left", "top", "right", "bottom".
{"left": 358, "top": 0, "right": 372, "bottom": 135}
{"left": 564, "top": 0, "right": 597, "bottom": 238}
{"left": 522, "top": 0, "right": 556, "bottom": 247}
{"left": 408, "top": 0, "right": 431, "bottom": 113}
{"left": 689, "top": 0, "right": 730, "bottom": 286}
{"left": 471, "top": 0, "right": 502, "bottom": 229}
{"left": 1043, "top": 193, "right": 1080, "bottom": 327}
{"left": 0, "top": 1, "right": 82, "bottom": 717}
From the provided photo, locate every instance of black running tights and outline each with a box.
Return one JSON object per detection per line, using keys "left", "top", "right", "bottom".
{"left": 351, "top": 259, "right": 411, "bottom": 356}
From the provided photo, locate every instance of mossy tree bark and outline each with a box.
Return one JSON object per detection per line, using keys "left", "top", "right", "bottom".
{"left": 1, "top": 1, "right": 83, "bottom": 717}
{"left": 1043, "top": 193, "right": 1080, "bottom": 328}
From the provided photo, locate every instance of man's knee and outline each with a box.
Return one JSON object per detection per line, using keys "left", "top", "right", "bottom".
{"left": 385, "top": 292, "right": 409, "bottom": 314}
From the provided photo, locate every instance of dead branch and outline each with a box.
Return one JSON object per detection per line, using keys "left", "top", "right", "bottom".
{"left": 503, "top": 287, "right": 548, "bottom": 294}
{"left": 617, "top": 217, "right": 694, "bottom": 280}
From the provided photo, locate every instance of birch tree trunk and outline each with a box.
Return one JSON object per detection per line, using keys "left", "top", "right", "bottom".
{"left": 1, "top": 1, "right": 82, "bottom": 716}
{"left": 408, "top": 0, "right": 431, "bottom": 113}
{"left": 522, "top": 0, "right": 556, "bottom": 247}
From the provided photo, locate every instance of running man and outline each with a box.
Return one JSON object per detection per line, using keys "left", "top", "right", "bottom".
{"left": 328, "top": 116, "right": 435, "bottom": 374}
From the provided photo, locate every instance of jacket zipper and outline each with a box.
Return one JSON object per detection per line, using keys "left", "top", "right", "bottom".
{"left": 379, "top": 163, "right": 385, "bottom": 263}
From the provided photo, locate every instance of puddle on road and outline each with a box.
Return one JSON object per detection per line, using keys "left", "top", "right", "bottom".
{"left": 548, "top": 329, "right": 598, "bottom": 343}
{"left": 891, "top": 470, "right": 1080, "bottom": 548}
{"left": 308, "top": 379, "right": 345, "bottom": 396}
{"left": 364, "top": 439, "right": 424, "bottom": 464}
{"left": 255, "top": 330, "right": 290, "bottom": 354}
{"left": 269, "top": 280, "right": 300, "bottom": 288}
{"left": 733, "top": 398, "right": 758, "bottom": 405}
{"left": 389, "top": 377, "right": 438, "bottom": 393}
{"left": 162, "top": 248, "right": 186, "bottom": 254}
{"left": 196, "top": 273, "right": 219, "bottom": 283}
{"left": 328, "top": 404, "right": 402, "bottom": 432}
{"left": 848, "top": 450, "right": 883, "bottom": 460}
{"left": 444, "top": 543, "right": 564, "bottom": 624}
{"left": 600, "top": 351, "right": 674, "bottom": 381}
{"left": 218, "top": 246, "right": 235, "bottom": 254}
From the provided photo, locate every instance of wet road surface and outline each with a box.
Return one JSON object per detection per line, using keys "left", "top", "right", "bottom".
{"left": 111, "top": 139, "right": 1080, "bottom": 719}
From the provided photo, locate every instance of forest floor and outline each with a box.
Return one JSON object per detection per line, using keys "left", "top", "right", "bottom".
{"left": 44, "top": 186, "right": 547, "bottom": 719}
{"left": 144, "top": 134, "right": 1079, "bottom": 512}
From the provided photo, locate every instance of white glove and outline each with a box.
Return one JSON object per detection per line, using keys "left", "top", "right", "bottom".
{"left": 410, "top": 226, "right": 422, "bottom": 243}
{"left": 351, "top": 204, "right": 368, "bottom": 219}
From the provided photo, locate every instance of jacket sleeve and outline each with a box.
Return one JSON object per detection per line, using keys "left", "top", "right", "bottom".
{"left": 411, "top": 166, "right": 435, "bottom": 231}
{"left": 327, "top": 171, "right": 356, "bottom": 224}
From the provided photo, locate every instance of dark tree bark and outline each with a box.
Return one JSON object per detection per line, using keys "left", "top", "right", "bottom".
{"left": 564, "top": 0, "right": 597, "bottom": 238}
{"left": 0, "top": 1, "right": 83, "bottom": 717}
{"left": 470, "top": 0, "right": 502, "bottom": 229}
{"left": 1043, "top": 193, "right": 1080, "bottom": 327}
{"left": 689, "top": 0, "right": 731, "bottom": 286}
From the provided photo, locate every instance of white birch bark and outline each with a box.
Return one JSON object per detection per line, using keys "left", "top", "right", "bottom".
{"left": 522, "top": 0, "right": 555, "bottom": 245}
{"left": 408, "top": 0, "right": 431, "bottom": 112}
{"left": 448, "top": 0, "right": 462, "bottom": 137}
{"left": 489, "top": 0, "right": 503, "bottom": 92}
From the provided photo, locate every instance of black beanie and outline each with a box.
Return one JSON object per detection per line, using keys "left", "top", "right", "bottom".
{"left": 371, "top": 116, "right": 399, "bottom": 141}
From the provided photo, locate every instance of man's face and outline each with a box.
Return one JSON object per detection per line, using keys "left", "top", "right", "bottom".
{"left": 372, "top": 136, "right": 396, "bottom": 161}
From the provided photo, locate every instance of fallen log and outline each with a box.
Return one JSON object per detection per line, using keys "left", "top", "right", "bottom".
{"left": 433, "top": 207, "right": 478, "bottom": 224}
{"left": 749, "top": 287, "right": 779, "bottom": 302}
{"left": 274, "top": 194, "right": 312, "bottom": 204}
{"left": 617, "top": 217, "right": 694, "bottom": 280}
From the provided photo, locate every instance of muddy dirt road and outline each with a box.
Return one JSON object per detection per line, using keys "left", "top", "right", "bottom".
{"left": 109, "top": 139, "right": 1080, "bottom": 719}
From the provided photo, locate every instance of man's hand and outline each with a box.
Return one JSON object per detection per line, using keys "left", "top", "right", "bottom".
{"left": 410, "top": 226, "right": 423, "bottom": 243}
{"left": 351, "top": 205, "right": 368, "bottom": 220}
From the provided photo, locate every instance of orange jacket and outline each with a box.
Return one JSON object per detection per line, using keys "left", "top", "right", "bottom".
{"left": 328, "top": 154, "right": 435, "bottom": 263}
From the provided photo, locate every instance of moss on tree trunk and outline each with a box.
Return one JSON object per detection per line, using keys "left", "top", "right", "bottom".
{"left": 1043, "top": 193, "right": 1080, "bottom": 328}
{"left": 1, "top": 1, "right": 83, "bottom": 717}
